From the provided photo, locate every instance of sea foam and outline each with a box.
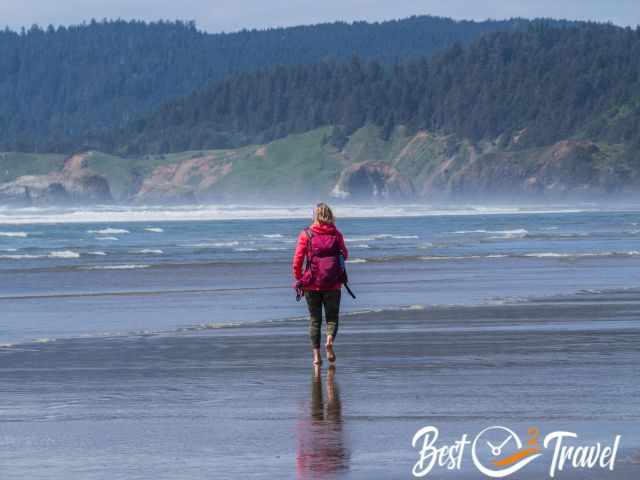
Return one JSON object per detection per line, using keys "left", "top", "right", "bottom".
{"left": 88, "top": 228, "right": 130, "bottom": 235}
{"left": 187, "top": 241, "right": 239, "bottom": 248}
{"left": 1, "top": 250, "right": 82, "bottom": 260}
{"left": 0, "top": 231, "right": 28, "bottom": 237}
{"left": 346, "top": 258, "right": 367, "bottom": 264}
{"left": 0, "top": 204, "right": 598, "bottom": 225}
{"left": 373, "top": 234, "right": 419, "bottom": 239}
{"left": 84, "top": 264, "right": 150, "bottom": 270}
{"left": 454, "top": 228, "right": 528, "bottom": 237}
{"left": 0, "top": 253, "right": 43, "bottom": 259}
{"left": 420, "top": 254, "right": 508, "bottom": 261}
{"left": 48, "top": 250, "right": 81, "bottom": 259}
{"left": 523, "top": 251, "right": 640, "bottom": 258}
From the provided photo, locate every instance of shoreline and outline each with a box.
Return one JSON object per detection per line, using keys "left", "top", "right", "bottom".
{"left": 2, "top": 284, "right": 639, "bottom": 347}
{"left": 0, "top": 287, "right": 638, "bottom": 478}
{"left": 0, "top": 203, "right": 619, "bottom": 225}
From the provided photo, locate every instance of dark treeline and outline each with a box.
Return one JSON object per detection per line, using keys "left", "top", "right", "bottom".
{"left": 111, "top": 22, "right": 640, "bottom": 155}
{"left": 0, "top": 16, "right": 534, "bottom": 152}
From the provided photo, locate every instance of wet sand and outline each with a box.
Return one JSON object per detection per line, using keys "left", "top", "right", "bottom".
{"left": 1, "top": 290, "right": 639, "bottom": 479}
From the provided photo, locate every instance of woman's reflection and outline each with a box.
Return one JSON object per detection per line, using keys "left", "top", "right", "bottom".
{"left": 296, "top": 365, "right": 349, "bottom": 478}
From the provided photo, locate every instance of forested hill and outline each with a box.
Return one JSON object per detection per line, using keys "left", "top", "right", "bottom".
{"left": 112, "top": 22, "right": 640, "bottom": 156}
{"left": 0, "top": 16, "right": 533, "bottom": 152}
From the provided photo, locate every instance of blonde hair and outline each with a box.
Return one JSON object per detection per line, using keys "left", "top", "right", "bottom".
{"left": 313, "top": 202, "right": 335, "bottom": 225}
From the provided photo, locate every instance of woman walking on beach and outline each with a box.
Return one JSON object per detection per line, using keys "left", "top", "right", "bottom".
{"left": 293, "top": 203, "right": 349, "bottom": 366}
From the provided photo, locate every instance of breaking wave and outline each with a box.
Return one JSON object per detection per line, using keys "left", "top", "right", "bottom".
{"left": 0, "top": 204, "right": 599, "bottom": 225}
{"left": 83, "top": 264, "right": 150, "bottom": 270}
{"left": 523, "top": 251, "right": 640, "bottom": 259}
{"left": 48, "top": 250, "right": 81, "bottom": 259}
{"left": 346, "top": 234, "right": 420, "bottom": 242}
{"left": 454, "top": 228, "right": 528, "bottom": 238}
{"left": 88, "top": 228, "right": 130, "bottom": 235}
{"left": 0, "top": 250, "right": 81, "bottom": 260}
{"left": 346, "top": 258, "right": 367, "bottom": 264}
{"left": 452, "top": 228, "right": 605, "bottom": 241}
{"left": 0, "top": 253, "right": 43, "bottom": 259}
{"left": 186, "top": 241, "right": 239, "bottom": 248}
{"left": 420, "top": 251, "right": 640, "bottom": 261}
{"left": 420, "top": 254, "right": 509, "bottom": 261}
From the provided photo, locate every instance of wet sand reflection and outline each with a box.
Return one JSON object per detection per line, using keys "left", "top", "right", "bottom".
{"left": 296, "top": 365, "right": 349, "bottom": 478}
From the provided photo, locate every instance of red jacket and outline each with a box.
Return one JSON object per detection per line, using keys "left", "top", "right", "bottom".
{"left": 292, "top": 223, "right": 349, "bottom": 291}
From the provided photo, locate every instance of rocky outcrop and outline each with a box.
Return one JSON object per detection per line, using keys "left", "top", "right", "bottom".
{"left": 328, "top": 132, "right": 633, "bottom": 201}
{"left": 0, "top": 153, "right": 112, "bottom": 205}
{"left": 134, "top": 154, "right": 233, "bottom": 203}
{"left": 0, "top": 179, "right": 69, "bottom": 205}
{"left": 331, "top": 161, "right": 414, "bottom": 200}
{"left": 439, "top": 140, "right": 630, "bottom": 198}
{"left": 60, "top": 154, "right": 113, "bottom": 201}
{"left": 0, "top": 127, "right": 637, "bottom": 206}
{"left": 526, "top": 141, "right": 607, "bottom": 193}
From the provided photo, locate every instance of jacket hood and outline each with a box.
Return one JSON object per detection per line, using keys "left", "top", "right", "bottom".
{"left": 310, "top": 223, "right": 337, "bottom": 235}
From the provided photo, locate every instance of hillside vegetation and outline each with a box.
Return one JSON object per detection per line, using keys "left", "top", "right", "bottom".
{"left": 110, "top": 22, "right": 640, "bottom": 159}
{"left": 1, "top": 125, "right": 634, "bottom": 205}
{"left": 0, "top": 16, "right": 532, "bottom": 152}
{"left": 2, "top": 19, "right": 640, "bottom": 203}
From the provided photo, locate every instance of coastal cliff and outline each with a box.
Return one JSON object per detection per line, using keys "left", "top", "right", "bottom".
{"left": 2, "top": 22, "right": 639, "bottom": 205}
{"left": 1, "top": 126, "right": 636, "bottom": 205}
{"left": 0, "top": 153, "right": 112, "bottom": 205}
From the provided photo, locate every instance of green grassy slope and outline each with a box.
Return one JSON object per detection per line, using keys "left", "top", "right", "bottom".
{"left": 214, "top": 128, "right": 342, "bottom": 198}
{"left": 0, "top": 152, "right": 67, "bottom": 183}
{"left": 1, "top": 125, "right": 635, "bottom": 202}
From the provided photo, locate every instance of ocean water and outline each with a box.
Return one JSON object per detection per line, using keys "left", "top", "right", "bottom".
{"left": 1, "top": 203, "right": 640, "bottom": 346}
{"left": 1, "top": 204, "right": 640, "bottom": 479}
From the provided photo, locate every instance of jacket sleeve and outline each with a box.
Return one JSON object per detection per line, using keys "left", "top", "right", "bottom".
{"left": 337, "top": 231, "right": 349, "bottom": 260}
{"left": 292, "top": 230, "right": 308, "bottom": 280}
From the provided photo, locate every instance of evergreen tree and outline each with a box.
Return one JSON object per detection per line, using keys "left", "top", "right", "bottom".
{"left": 0, "top": 16, "right": 536, "bottom": 152}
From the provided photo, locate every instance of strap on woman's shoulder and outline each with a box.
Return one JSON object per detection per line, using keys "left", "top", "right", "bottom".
{"left": 303, "top": 228, "right": 313, "bottom": 265}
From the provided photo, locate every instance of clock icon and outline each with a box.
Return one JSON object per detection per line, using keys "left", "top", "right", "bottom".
{"left": 487, "top": 431, "right": 515, "bottom": 456}
{"left": 471, "top": 426, "right": 542, "bottom": 478}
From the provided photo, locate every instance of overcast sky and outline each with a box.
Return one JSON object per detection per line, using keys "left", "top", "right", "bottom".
{"left": 1, "top": 0, "right": 638, "bottom": 32}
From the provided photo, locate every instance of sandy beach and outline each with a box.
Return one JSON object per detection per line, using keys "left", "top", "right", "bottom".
{"left": 1, "top": 288, "right": 639, "bottom": 479}
{"left": 4, "top": 5, "right": 640, "bottom": 478}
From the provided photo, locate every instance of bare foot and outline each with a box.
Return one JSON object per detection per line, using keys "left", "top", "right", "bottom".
{"left": 312, "top": 348, "right": 322, "bottom": 365}
{"left": 325, "top": 337, "right": 336, "bottom": 363}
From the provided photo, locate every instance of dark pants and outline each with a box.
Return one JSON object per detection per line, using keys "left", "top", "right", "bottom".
{"left": 305, "top": 290, "right": 341, "bottom": 349}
